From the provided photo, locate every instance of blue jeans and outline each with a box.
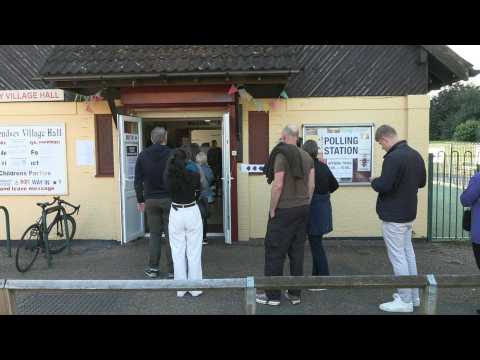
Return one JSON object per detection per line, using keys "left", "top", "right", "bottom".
{"left": 308, "top": 235, "right": 330, "bottom": 276}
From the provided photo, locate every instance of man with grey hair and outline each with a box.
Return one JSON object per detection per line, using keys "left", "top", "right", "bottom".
{"left": 371, "top": 124, "right": 426, "bottom": 312}
{"left": 134, "top": 126, "right": 174, "bottom": 279}
{"left": 257, "top": 124, "right": 315, "bottom": 306}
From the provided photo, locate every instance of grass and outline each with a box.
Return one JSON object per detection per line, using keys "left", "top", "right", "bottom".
{"left": 431, "top": 184, "right": 470, "bottom": 241}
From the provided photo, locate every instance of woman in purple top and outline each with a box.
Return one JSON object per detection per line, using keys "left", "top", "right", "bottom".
{"left": 460, "top": 172, "right": 480, "bottom": 314}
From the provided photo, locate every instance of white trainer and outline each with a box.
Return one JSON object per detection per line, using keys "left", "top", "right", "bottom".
{"left": 379, "top": 293, "right": 413, "bottom": 313}
{"left": 308, "top": 289, "right": 327, "bottom": 292}
{"left": 190, "top": 291, "right": 203, "bottom": 297}
{"left": 392, "top": 293, "right": 420, "bottom": 307}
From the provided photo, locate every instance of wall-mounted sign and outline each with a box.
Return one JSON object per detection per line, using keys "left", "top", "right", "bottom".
{"left": 124, "top": 134, "right": 139, "bottom": 179}
{"left": 240, "top": 164, "right": 265, "bottom": 173}
{"left": 303, "top": 124, "right": 374, "bottom": 185}
{"left": 0, "top": 89, "right": 64, "bottom": 103}
{"left": 0, "top": 124, "right": 67, "bottom": 195}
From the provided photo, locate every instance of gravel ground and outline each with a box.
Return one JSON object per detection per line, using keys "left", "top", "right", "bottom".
{"left": 1, "top": 238, "right": 479, "bottom": 315}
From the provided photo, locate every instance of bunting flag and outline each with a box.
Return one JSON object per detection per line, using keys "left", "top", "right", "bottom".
{"left": 238, "top": 88, "right": 253, "bottom": 102}
{"left": 228, "top": 84, "right": 239, "bottom": 95}
{"left": 279, "top": 90, "right": 289, "bottom": 99}
{"left": 255, "top": 99, "right": 265, "bottom": 112}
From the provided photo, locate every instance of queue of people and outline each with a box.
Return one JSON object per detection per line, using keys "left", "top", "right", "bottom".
{"left": 134, "top": 124, "right": 478, "bottom": 313}
{"left": 256, "top": 124, "right": 429, "bottom": 313}
{"left": 134, "top": 127, "right": 219, "bottom": 297}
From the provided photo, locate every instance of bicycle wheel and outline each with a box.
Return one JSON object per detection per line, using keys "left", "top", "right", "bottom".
{"left": 47, "top": 215, "right": 76, "bottom": 254}
{"left": 15, "top": 224, "right": 41, "bottom": 273}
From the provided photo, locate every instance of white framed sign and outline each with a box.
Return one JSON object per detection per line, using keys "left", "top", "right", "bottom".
{"left": 0, "top": 89, "right": 64, "bottom": 102}
{"left": 303, "top": 124, "right": 374, "bottom": 185}
{"left": 0, "top": 124, "right": 68, "bottom": 195}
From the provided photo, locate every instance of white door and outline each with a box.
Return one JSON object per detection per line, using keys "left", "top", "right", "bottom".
{"left": 118, "top": 115, "right": 145, "bottom": 244}
{"left": 222, "top": 112, "right": 232, "bottom": 244}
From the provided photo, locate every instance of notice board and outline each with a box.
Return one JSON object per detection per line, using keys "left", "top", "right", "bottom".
{"left": 303, "top": 124, "right": 374, "bottom": 185}
{"left": 0, "top": 124, "right": 68, "bottom": 195}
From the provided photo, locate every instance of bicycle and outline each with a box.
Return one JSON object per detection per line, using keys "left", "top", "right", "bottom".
{"left": 15, "top": 197, "right": 80, "bottom": 273}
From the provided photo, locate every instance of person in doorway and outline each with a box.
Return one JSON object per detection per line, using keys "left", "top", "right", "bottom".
{"left": 134, "top": 127, "right": 174, "bottom": 279}
{"left": 256, "top": 125, "right": 315, "bottom": 306}
{"left": 460, "top": 172, "right": 480, "bottom": 315}
{"left": 166, "top": 148, "right": 204, "bottom": 297}
{"left": 371, "top": 125, "right": 426, "bottom": 313}
{"left": 302, "top": 140, "right": 339, "bottom": 290}
{"left": 196, "top": 151, "right": 215, "bottom": 245}
{"left": 207, "top": 139, "right": 222, "bottom": 181}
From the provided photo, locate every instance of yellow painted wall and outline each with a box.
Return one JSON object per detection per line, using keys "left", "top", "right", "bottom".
{"left": 237, "top": 95, "right": 430, "bottom": 240}
{"left": 0, "top": 101, "right": 121, "bottom": 241}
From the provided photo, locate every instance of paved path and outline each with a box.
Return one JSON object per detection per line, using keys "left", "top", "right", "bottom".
{"left": 1, "top": 238, "right": 479, "bottom": 315}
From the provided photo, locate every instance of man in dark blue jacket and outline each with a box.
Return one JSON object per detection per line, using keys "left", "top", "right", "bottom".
{"left": 134, "top": 127, "right": 174, "bottom": 278}
{"left": 371, "top": 125, "right": 426, "bottom": 313}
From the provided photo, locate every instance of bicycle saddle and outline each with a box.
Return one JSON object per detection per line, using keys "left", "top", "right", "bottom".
{"left": 36, "top": 202, "right": 49, "bottom": 208}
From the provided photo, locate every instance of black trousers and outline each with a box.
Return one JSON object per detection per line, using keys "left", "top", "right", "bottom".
{"left": 473, "top": 243, "right": 480, "bottom": 270}
{"left": 264, "top": 205, "right": 310, "bottom": 300}
{"left": 145, "top": 198, "right": 174, "bottom": 273}
{"left": 198, "top": 197, "right": 209, "bottom": 240}
{"left": 308, "top": 235, "right": 330, "bottom": 276}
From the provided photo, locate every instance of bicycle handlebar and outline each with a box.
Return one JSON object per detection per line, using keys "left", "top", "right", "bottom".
{"left": 36, "top": 197, "right": 80, "bottom": 215}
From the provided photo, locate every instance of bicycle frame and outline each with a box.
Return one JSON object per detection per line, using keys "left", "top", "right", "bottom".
{"left": 37, "top": 197, "right": 79, "bottom": 267}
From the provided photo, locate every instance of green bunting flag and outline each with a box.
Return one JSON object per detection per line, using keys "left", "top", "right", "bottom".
{"left": 279, "top": 90, "right": 288, "bottom": 99}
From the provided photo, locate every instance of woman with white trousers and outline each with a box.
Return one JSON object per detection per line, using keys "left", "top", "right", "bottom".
{"left": 165, "top": 148, "right": 204, "bottom": 297}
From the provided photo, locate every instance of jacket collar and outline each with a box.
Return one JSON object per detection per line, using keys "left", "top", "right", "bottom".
{"left": 384, "top": 140, "right": 407, "bottom": 158}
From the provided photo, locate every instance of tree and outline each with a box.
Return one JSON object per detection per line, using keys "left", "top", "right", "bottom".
{"left": 453, "top": 120, "right": 480, "bottom": 142}
{"left": 430, "top": 83, "right": 480, "bottom": 140}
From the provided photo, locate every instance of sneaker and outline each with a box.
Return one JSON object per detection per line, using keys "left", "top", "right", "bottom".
{"left": 177, "top": 291, "right": 187, "bottom": 298}
{"left": 309, "top": 288, "right": 327, "bottom": 292}
{"left": 190, "top": 291, "right": 203, "bottom": 297}
{"left": 144, "top": 268, "right": 159, "bottom": 278}
{"left": 379, "top": 293, "right": 413, "bottom": 313}
{"left": 285, "top": 291, "right": 301, "bottom": 305}
{"left": 202, "top": 239, "right": 208, "bottom": 245}
{"left": 255, "top": 293, "right": 281, "bottom": 306}
{"left": 392, "top": 293, "right": 420, "bottom": 307}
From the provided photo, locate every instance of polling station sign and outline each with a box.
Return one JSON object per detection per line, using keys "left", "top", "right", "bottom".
{"left": 0, "top": 124, "right": 68, "bottom": 195}
{"left": 303, "top": 124, "right": 374, "bottom": 185}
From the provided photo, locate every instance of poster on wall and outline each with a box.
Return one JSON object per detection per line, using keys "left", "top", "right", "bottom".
{"left": 303, "top": 124, "right": 374, "bottom": 185}
{"left": 0, "top": 124, "right": 68, "bottom": 195}
{"left": 124, "top": 133, "right": 139, "bottom": 179}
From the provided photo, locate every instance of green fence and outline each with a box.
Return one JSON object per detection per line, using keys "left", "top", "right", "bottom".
{"left": 428, "top": 147, "right": 478, "bottom": 241}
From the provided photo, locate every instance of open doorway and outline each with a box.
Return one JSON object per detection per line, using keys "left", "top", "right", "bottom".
{"left": 142, "top": 117, "right": 224, "bottom": 237}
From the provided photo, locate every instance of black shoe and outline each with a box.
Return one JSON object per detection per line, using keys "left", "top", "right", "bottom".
{"left": 255, "top": 293, "right": 280, "bottom": 306}
{"left": 285, "top": 291, "right": 301, "bottom": 305}
{"left": 144, "top": 268, "right": 159, "bottom": 278}
{"left": 202, "top": 239, "right": 208, "bottom": 245}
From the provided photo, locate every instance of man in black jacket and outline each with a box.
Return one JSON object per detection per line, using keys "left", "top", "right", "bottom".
{"left": 371, "top": 125, "right": 426, "bottom": 313}
{"left": 134, "top": 127, "right": 174, "bottom": 279}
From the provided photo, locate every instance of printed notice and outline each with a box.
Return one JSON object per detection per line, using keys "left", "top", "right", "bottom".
{"left": 303, "top": 124, "right": 373, "bottom": 184}
{"left": 76, "top": 140, "right": 95, "bottom": 166}
{"left": 0, "top": 124, "right": 67, "bottom": 195}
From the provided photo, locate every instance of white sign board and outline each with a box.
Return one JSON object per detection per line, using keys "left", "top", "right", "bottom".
{"left": 303, "top": 124, "right": 374, "bottom": 185}
{"left": 124, "top": 133, "right": 139, "bottom": 179}
{"left": 0, "top": 89, "right": 64, "bottom": 102}
{"left": 76, "top": 140, "right": 95, "bottom": 166}
{"left": 0, "top": 124, "right": 68, "bottom": 195}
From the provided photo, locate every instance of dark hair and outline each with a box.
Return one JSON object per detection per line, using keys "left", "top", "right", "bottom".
{"left": 190, "top": 143, "right": 201, "bottom": 160}
{"left": 302, "top": 140, "right": 319, "bottom": 160}
{"left": 166, "top": 148, "right": 194, "bottom": 194}
{"left": 201, "top": 142, "right": 210, "bottom": 148}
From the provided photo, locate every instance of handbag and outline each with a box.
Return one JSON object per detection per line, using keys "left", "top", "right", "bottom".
{"left": 462, "top": 209, "right": 471, "bottom": 232}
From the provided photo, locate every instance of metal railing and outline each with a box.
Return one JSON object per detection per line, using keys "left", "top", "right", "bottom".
{"left": 0, "top": 206, "right": 11, "bottom": 257}
{"left": 1, "top": 274, "right": 480, "bottom": 315}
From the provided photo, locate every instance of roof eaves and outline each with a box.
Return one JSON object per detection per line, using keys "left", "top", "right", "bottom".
{"left": 421, "top": 45, "right": 475, "bottom": 81}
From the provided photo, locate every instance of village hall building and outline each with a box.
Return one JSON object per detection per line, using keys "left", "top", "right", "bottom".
{"left": 0, "top": 45, "right": 478, "bottom": 245}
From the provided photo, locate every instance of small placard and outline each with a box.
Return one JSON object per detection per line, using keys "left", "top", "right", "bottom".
{"left": 240, "top": 164, "right": 265, "bottom": 173}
